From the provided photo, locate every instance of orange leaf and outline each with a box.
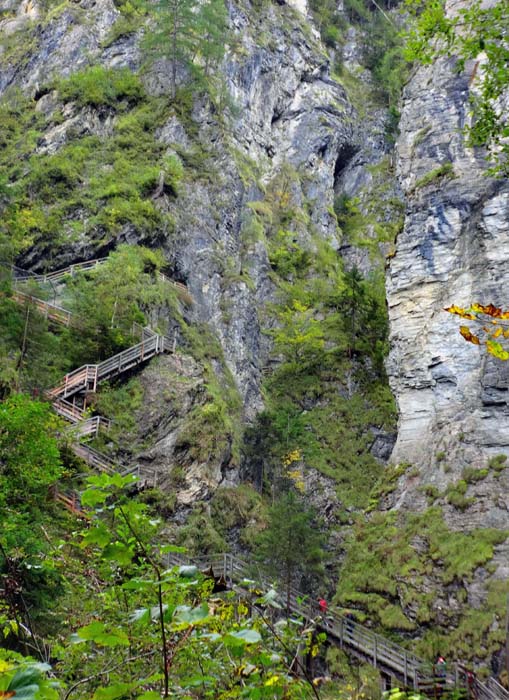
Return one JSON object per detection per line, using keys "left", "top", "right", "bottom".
{"left": 0, "top": 693, "right": 15, "bottom": 699}
{"left": 459, "top": 326, "right": 480, "bottom": 345}
{"left": 493, "top": 327, "right": 503, "bottom": 338}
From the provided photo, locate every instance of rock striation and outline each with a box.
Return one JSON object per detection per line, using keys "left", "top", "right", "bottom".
{"left": 386, "top": 18, "right": 509, "bottom": 590}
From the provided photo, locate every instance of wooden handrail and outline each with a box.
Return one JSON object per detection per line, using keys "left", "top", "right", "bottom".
{"left": 10, "top": 258, "right": 193, "bottom": 300}
{"left": 12, "top": 290, "right": 72, "bottom": 326}
{"left": 164, "top": 552, "right": 509, "bottom": 698}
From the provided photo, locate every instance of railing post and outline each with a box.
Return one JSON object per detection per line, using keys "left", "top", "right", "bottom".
{"left": 223, "top": 552, "right": 227, "bottom": 581}
{"left": 373, "top": 634, "right": 377, "bottom": 668}
{"left": 404, "top": 652, "right": 408, "bottom": 688}
{"left": 339, "top": 618, "right": 344, "bottom": 648}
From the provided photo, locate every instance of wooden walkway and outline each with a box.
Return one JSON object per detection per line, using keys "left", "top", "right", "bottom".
{"left": 47, "top": 325, "right": 171, "bottom": 479}
{"left": 165, "top": 553, "right": 508, "bottom": 700}
{"left": 11, "top": 290, "right": 72, "bottom": 326}
{"left": 11, "top": 258, "right": 192, "bottom": 302}
{"left": 48, "top": 330, "right": 167, "bottom": 401}
{"left": 9, "top": 261, "right": 181, "bottom": 489}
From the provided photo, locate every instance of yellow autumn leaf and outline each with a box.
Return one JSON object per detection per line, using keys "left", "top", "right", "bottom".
{"left": 486, "top": 340, "right": 509, "bottom": 361}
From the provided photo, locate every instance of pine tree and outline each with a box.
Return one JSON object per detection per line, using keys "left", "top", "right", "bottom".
{"left": 255, "top": 489, "right": 325, "bottom": 611}
{"left": 144, "top": 0, "right": 228, "bottom": 98}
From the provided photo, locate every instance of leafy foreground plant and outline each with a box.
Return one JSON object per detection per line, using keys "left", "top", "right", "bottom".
{"left": 48, "top": 473, "right": 327, "bottom": 699}
{"left": 0, "top": 654, "right": 59, "bottom": 699}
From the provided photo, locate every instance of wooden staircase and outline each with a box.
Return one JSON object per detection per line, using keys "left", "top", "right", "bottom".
{"left": 10, "top": 260, "right": 183, "bottom": 490}
{"left": 48, "top": 329, "right": 167, "bottom": 401}
{"left": 165, "top": 552, "right": 508, "bottom": 700}
{"left": 47, "top": 325, "right": 170, "bottom": 480}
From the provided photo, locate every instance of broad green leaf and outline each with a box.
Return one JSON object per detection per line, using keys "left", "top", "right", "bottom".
{"left": 173, "top": 603, "right": 210, "bottom": 624}
{"left": 81, "top": 522, "right": 111, "bottom": 548}
{"left": 136, "top": 692, "right": 162, "bottom": 700}
{"left": 5, "top": 687, "right": 40, "bottom": 699}
{"left": 93, "top": 682, "right": 131, "bottom": 700}
{"left": 160, "top": 544, "right": 186, "bottom": 554}
{"left": 226, "top": 629, "right": 262, "bottom": 644}
{"left": 75, "top": 622, "right": 129, "bottom": 647}
{"left": 102, "top": 542, "right": 134, "bottom": 566}
{"left": 81, "top": 488, "right": 109, "bottom": 507}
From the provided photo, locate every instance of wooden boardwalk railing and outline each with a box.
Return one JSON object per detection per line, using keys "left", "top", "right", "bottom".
{"left": 473, "top": 676, "right": 509, "bottom": 700}
{"left": 12, "top": 290, "right": 72, "bottom": 326}
{"left": 165, "top": 553, "right": 506, "bottom": 700}
{"left": 48, "top": 332, "right": 168, "bottom": 400}
{"left": 6, "top": 259, "right": 173, "bottom": 513}
{"left": 10, "top": 258, "right": 192, "bottom": 302}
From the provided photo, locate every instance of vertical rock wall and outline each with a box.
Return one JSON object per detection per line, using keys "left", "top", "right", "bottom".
{"left": 387, "top": 35, "right": 509, "bottom": 537}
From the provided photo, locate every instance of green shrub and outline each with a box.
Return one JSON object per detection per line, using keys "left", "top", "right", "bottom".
{"left": 446, "top": 480, "right": 474, "bottom": 511}
{"left": 462, "top": 466, "right": 489, "bottom": 483}
{"left": 419, "top": 484, "right": 440, "bottom": 504}
{"left": 336, "top": 505, "right": 508, "bottom": 657}
{"left": 413, "top": 162, "right": 455, "bottom": 190}
{"left": 488, "top": 454, "right": 507, "bottom": 472}
{"left": 58, "top": 66, "right": 143, "bottom": 108}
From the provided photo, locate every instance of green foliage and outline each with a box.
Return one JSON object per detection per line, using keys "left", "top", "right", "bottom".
{"left": 48, "top": 473, "right": 328, "bottom": 698}
{"left": 461, "top": 466, "right": 489, "bottom": 484}
{"left": 143, "top": 0, "right": 228, "bottom": 98}
{"left": 91, "top": 376, "right": 144, "bottom": 446}
{"left": 368, "top": 462, "right": 412, "bottom": 509}
{"left": 176, "top": 503, "right": 228, "bottom": 554}
{"left": 66, "top": 245, "right": 175, "bottom": 362}
{"left": 0, "top": 287, "right": 72, "bottom": 396}
{"left": 488, "top": 454, "right": 507, "bottom": 472}
{"left": 105, "top": 0, "right": 147, "bottom": 44}
{"left": 255, "top": 490, "right": 325, "bottom": 601}
{"left": 0, "top": 395, "right": 67, "bottom": 642}
{"left": 244, "top": 168, "right": 395, "bottom": 509}
{"left": 176, "top": 361, "right": 243, "bottom": 466}
{"left": 0, "top": 653, "right": 59, "bottom": 700}
{"left": 0, "top": 84, "right": 177, "bottom": 254}
{"left": 334, "top": 159, "right": 404, "bottom": 253}
{"left": 269, "top": 230, "right": 311, "bottom": 279}
{"left": 57, "top": 66, "right": 143, "bottom": 109}
{"left": 0, "top": 395, "right": 62, "bottom": 532}
{"left": 210, "top": 485, "right": 268, "bottom": 548}
{"left": 384, "top": 689, "right": 425, "bottom": 700}
{"left": 445, "top": 479, "right": 474, "bottom": 511}
{"left": 308, "top": 0, "right": 348, "bottom": 51}
{"left": 336, "top": 505, "right": 507, "bottom": 656}
{"left": 312, "top": 0, "right": 408, "bottom": 112}
{"left": 412, "top": 162, "right": 455, "bottom": 190}
{"left": 404, "top": 0, "right": 509, "bottom": 175}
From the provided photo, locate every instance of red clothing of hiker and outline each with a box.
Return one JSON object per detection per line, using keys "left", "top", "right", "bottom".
{"left": 318, "top": 598, "right": 327, "bottom": 614}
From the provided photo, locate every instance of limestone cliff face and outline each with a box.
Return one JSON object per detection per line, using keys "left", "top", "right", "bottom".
{"left": 0, "top": 0, "right": 366, "bottom": 503}
{"left": 386, "top": 36, "right": 509, "bottom": 568}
